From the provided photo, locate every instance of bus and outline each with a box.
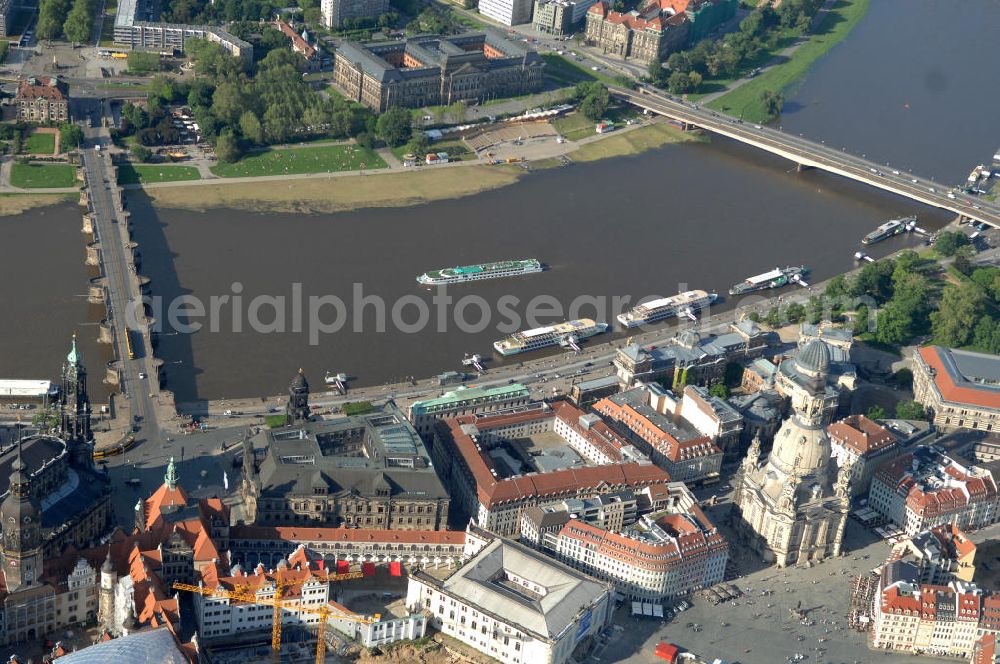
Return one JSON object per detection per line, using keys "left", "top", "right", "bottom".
{"left": 125, "top": 328, "right": 136, "bottom": 360}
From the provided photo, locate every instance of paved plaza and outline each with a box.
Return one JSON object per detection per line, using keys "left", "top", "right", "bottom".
{"left": 592, "top": 510, "right": 956, "bottom": 664}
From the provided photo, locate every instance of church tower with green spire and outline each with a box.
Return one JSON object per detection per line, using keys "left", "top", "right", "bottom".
{"left": 60, "top": 333, "right": 92, "bottom": 457}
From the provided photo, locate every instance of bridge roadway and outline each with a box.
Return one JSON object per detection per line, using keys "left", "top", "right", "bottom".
{"left": 81, "top": 144, "right": 160, "bottom": 441}
{"left": 612, "top": 86, "right": 1000, "bottom": 228}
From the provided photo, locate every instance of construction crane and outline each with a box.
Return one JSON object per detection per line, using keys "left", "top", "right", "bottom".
{"left": 173, "top": 571, "right": 376, "bottom": 664}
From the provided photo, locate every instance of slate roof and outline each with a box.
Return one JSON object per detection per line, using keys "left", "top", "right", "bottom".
{"left": 426, "top": 537, "right": 610, "bottom": 640}
{"left": 251, "top": 405, "right": 448, "bottom": 500}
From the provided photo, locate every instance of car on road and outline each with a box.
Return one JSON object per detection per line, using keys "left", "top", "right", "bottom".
{"left": 138, "top": 372, "right": 146, "bottom": 379}
{"left": 892, "top": 170, "right": 900, "bottom": 175}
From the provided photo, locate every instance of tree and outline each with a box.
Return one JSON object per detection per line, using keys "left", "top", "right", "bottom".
{"left": 148, "top": 75, "right": 177, "bottom": 106}
{"left": 866, "top": 405, "right": 886, "bottom": 421}
{"left": 63, "top": 0, "right": 93, "bottom": 44}
{"left": 971, "top": 315, "right": 1000, "bottom": 354}
{"left": 58, "top": 123, "right": 83, "bottom": 150}
{"left": 893, "top": 368, "right": 913, "bottom": 389}
{"left": 761, "top": 89, "right": 784, "bottom": 117}
{"left": 891, "top": 250, "right": 922, "bottom": 286}
{"left": 578, "top": 86, "right": 609, "bottom": 121}
{"left": 37, "top": 0, "right": 71, "bottom": 40}
{"left": 785, "top": 302, "right": 806, "bottom": 323}
{"left": 894, "top": 400, "right": 926, "bottom": 421}
{"left": 667, "top": 71, "right": 691, "bottom": 94}
{"left": 647, "top": 57, "right": 667, "bottom": 87}
{"left": 970, "top": 266, "right": 1000, "bottom": 302}
{"left": 131, "top": 145, "right": 152, "bottom": 162}
{"left": 405, "top": 132, "right": 430, "bottom": 157}
{"left": 263, "top": 104, "right": 292, "bottom": 144}
{"left": 666, "top": 51, "right": 692, "bottom": 74}
{"left": 874, "top": 303, "right": 913, "bottom": 346}
{"left": 239, "top": 110, "right": 264, "bottom": 145}
{"left": 934, "top": 231, "right": 971, "bottom": 257}
{"left": 375, "top": 107, "right": 412, "bottom": 147}
{"left": 212, "top": 82, "right": 249, "bottom": 127}
{"left": 932, "top": 282, "right": 986, "bottom": 348}
{"left": 215, "top": 129, "right": 242, "bottom": 163}
{"left": 127, "top": 51, "right": 161, "bottom": 74}
{"left": 708, "top": 382, "right": 729, "bottom": 399}
{"left": 447, "top": 101, "right": 467, "bottom": 123}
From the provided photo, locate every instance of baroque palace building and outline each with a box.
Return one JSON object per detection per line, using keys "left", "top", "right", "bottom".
{"left": 241, "top": 371, "right": 451, "bottom": 529}
{"left": 731, "top": 340, "right": 851, "bottom": 567}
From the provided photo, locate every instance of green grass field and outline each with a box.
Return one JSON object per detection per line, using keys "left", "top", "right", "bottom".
{"left": 553, "top": 106, "right": 643, "bottom": 141}
{"left": 118, "top": 164, "right": 201, "bottom": 185}
{"left": 552, "top": 112, "right": 594, "bottom": 141}
{"left": 210, "top": 144, "right": 387, "bottom": 178}
{"left": 706, "top": 0, "right": 869, "bottom": 122}
{"left": 10, "top": 163, "right": 76, "bottom": 188}
{"left": 25, "top": 132, "right": 56, "bottom": 155}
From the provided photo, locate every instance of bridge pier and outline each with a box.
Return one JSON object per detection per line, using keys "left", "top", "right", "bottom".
{"left": 98, "top": 322, "right": 113, "bottom": 344}
{"left": 85, "top": 242, "right": 101, "bottom": 266}
{"left": 796, "top": 163, "right": 813, "bottom": 172}
{"left": 88, "top": 282, "right": 105, "bottom": 304}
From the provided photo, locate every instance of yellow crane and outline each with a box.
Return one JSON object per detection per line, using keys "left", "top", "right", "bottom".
{"left": 173, "top": 570, "right": 377, "bottom": 664}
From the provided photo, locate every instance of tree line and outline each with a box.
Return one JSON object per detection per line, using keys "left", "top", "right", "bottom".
{"left": 118, "top": 40, "right": 380, "bottom": 162}
{"left": 37, "top": 0, "right": 96, "bottom": 42}
{"left": 648, "top": 0, "right": 825, "bottom": 95}
{"left": 748, "top": 234, "right": 999, "bottom": 356}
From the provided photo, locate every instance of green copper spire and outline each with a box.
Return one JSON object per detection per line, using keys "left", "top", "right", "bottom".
{"left": 67, "top": 332, "right": 81, "bottom": 365}
{"left": 165, "top": 457, "right": 178, "bottom": 490}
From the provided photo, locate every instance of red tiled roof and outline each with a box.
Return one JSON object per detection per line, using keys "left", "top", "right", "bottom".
{"left": 142, "top": 481, "right": 190, "bottom": 529}
{"left": 931, "top": 523, "right": 977, "bottom": 559}
{"left": 974, "top": 633, "right": 997, "bottom": 664}
{"left": 874, "top": 453, "right": 997, "bottom": 518}
{"left": 16, "top": 77, "right": 66, "bottom": 102}
{"left": 880, "top": 583, "right": 921, "bottom": 614}
{"left": 593, "top": 397, "right": 719, "bottom": 462}
{"left": 918, "top": 346, "right": 1000, "bottom": 410}
{"left": 442, "top": 403, "right": 671, "bottom": 509}
{"left": 828, "top": 415, "right": 897, "bottom": 455}
{"left": 230, "top": 525, "right": 466, "bottom": 545}
{"left": 274, "top": 19, "right": 317, "bottom": 60}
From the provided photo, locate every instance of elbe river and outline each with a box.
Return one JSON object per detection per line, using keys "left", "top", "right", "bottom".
{"left": 2, "top": 0, "right": 996, "bottom": 403}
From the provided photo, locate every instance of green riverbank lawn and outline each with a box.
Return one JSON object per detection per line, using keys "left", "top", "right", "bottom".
{"left": 707, "top": 0, "right": 870, "bottom": 122}
{"left": 25, "top": 132, "right": 56, "bottom": 155}
{"left": 118, "top": 164, "right": 201, "bottom": 185}
{"left": 10, "top": 163, "right": 76, "bottom": 188}
{"left": 210, "top": 144, "right": 387, "bottom": 178}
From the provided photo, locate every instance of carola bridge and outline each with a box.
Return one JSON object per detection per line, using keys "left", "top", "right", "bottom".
{"left": 612, "top": 86, "right": 1000, "bottom": 228}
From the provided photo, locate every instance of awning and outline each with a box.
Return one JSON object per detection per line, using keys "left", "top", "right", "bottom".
{"left": 389, "top": 561, "right": 402, "bottom": 577}
{"left": 362, "top": 562, "right": 376, "bottom": 577}
{"left": 337, "top": 560, "right": 350, "bottom": 574}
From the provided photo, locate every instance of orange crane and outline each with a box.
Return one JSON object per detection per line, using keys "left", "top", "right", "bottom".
{"left": 173, "top": 570, "right": 377, "bottom": 664}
